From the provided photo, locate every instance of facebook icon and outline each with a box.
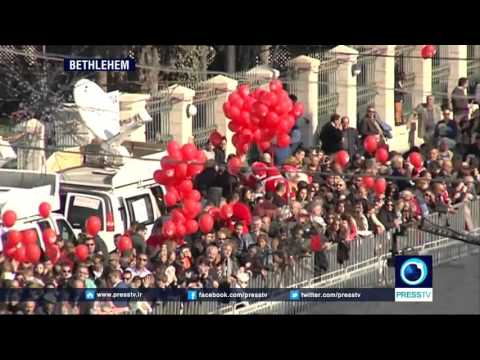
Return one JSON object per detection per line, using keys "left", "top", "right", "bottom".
{"left": 187, "top": 290, "right": 198, "bottom": 301}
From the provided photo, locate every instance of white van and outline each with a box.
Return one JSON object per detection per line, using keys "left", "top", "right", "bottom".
{"left": 58, "top": 151, "right": 167, "bottom": 252}
{"left": 0, "top": 169, "right": 77, "bottom": 252}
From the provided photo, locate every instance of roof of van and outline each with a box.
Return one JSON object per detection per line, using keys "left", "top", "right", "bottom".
{"left": 60, "top": 150, "right": 167, "bottom": 190}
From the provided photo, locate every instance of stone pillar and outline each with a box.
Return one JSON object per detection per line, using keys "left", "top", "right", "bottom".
{"left": 168, "top": 85, "right": 195, "bottom": 145}
{"left": 446, "top": 45, "right": 468, "bottom": 96}
{"left": 245, "top": 65, "right": 277, "bottom": 91}
{"left": 119, "top": 93, "right": 151, "bottom": 142}
{"left": 288, "top": 55, "right": 320, "bottom": 148}
{"left": 206, "top": 75, "right": 238, "bottom": 156}
{"left": 412, "top": 45, "right": 432, "bottom": 108}
{"left": 329, "top": 46, "right": 359, "bottom": 127}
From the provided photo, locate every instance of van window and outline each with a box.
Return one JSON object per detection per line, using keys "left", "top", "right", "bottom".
{"left": 37, "top": 220, "right": 52, "bottom": 233}
{"left": 150, "top": 185, "right": 166, "bottom": 215}
{"left": 125, "top": 194, "right": 154, "bottom": 226}
{"left": 67, "top": 195, "right": 104, "bottom": 230}
{"left": 56, "top": 218, "right": 77, "bottom": 243}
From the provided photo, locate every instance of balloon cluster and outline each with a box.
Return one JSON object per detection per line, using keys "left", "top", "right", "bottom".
{"left": 223, "top": 80, "right": 304, "bottom": 155}
{"left": 152, "top": 140, "right": 210, "bottom": 241}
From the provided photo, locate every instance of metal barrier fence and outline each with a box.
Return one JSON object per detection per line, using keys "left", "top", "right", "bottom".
{"left": 145, "top": 92, "right": 173, "bottom": 148}
{"left": 432, "top": 45, "right": 450, "bottom": 109}
{"left": 127, "top": 200, "right": 480, "bottom": 315}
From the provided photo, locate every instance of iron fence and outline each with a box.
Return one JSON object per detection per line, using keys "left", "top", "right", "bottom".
{"left": 353, "top": 46, "right": 378, "bottom": 123}
{"left": 395, "top": 45, "right": 416, "bottom": 118}
{"left": 145, "top": 92, "right": 173, "bottom": 148}
{"left": 467, "top": 45, "right": 480, "bottom": 79}
{"left": 191, "top": 87, "right": 217, "bottom": 148}
{"left": 432, "top": 45, "right": 450, "bottom": 109}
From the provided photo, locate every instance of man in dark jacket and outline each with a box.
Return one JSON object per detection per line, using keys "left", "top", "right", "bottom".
{"left": 341, "top": 116, "right": 360, "bottom": 159}
{"left": 130, "top": 223, "right": 147, "bottom": 255}
{"left": 319, "top": 113, "right": 343, "bottom": 155}
{"left": 451, "top": 77, "right": 470, "bottom": 122}
{"left": 359, "top": 105, "right": 385, "bottom": 141}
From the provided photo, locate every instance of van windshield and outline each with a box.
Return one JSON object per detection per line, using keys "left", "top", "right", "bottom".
{"left": 67, "top": 195, "right": 104, "bottom": 230}
{"left": 125, "top": 194, "right": 155, "bottom": 226}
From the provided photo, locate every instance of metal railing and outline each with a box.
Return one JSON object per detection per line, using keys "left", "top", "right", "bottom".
{"left": 126, "top": 199, "right": 480, "bottom": 315}
{"left": 145, "top": 92, "right": 173, "bottom": 148}
{"left": 316, "top": 60, "right": 339, "bottom": 141}
{"left": 395, "top": 45, "right": 416, "bottom": 118}
{"left": 467, "top": 45, "right": 480, "bottom": 79}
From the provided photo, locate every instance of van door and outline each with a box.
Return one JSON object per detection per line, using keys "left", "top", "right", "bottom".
{"left": 64, "top": 193, "right": 106, "bottom": 234}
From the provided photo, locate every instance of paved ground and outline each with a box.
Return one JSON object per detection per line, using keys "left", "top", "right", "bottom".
{"left": 302, "top": 252, "right": 480, "bottom": 314}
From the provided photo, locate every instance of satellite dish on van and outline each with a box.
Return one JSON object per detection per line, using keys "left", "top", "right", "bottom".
{"left": 73, "top": 79, "right": 120, "bottom": 141}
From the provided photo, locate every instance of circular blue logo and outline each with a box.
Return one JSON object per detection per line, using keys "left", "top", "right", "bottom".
{"left": 400, "top": 258, "right": 428, "bottom": 286}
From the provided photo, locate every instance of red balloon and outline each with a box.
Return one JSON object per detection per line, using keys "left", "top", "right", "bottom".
{"left": 14, "top": 244, "right": 27, "bottom": 263}
{"left": 227, "top": 156, "right": 243, "bottom": 175}
{"left": 229, "top": 106, "right": 241, "bottom": 120}
{"left": 265, "top": 111, "right": 280, "bottom": 129}
{"left": 75, "top": 244, "right": 89, "bottom": 262}
{"left": 85, "top": 216, "right": 102, "bottom": 236}
{"left": 26, "top": 243, "right": 41, "bottom": 264}
{"left": 43, "top": 228, "right": 57, "bottom": 246}
{"left": 228, "top": 121, "right": 242, "bottom": 133}
{"left": 2, "top": 210, "right": 17, "bottom": 228}
{"left": 175, "top": 223, "right": 187, "bottom": 238}
{"left": 22, "top": 229, "right": 38, "bottom": 246}
{"left": 220, "top": 204, "right": 234, "bottom": 220}
{"left": 207, "top": 207, "right": 221, "bottom": 220}
{"left": 239, "top": 128, "right": 253, "bottom": 144}
{"left": 243, "top": 96, "right": 256, "bottom": 112}
{"left": 181, "top": 144, "right": 197, "bottom": 161}
{"left": 46, "top": 244, "right": 60, "bottom": 264}
{"left": 375, "top": 148, "right": 389, "bottom": 164}
{"left": 186, "top": 189, "right": 202, "bottom": 202}
{"left": 277, "top": 133, "right": 291, "bottom": 148}
{"left": 5, "top": 245, "right": 18, "bottom": 259}
{"left": 253, "top": 128, "right": 262, "bottom": 143}
{"left": 162, "top": 220, "right": 177, "bottom": 238}
{"left": 195, "top": 149, "right": 207, "bottom": 164}
{"left": 164, "top": 191, "right": 178, "bottom": 207}
{"left": 233, "top": 202, "right": 252, "bottom": 225}
{"left": 237, "top": 84, "right": 250, "bottom": 98}
{"left": 261, "top": 92, "right": 278, "bottom": 107}
{"left": 374, "top": 178, "right": 387, "bottom": 195}
{"left": 178, "top": 179, "right": 193, "bottom": 194}
{"left": 250, "top": 115, "right": 261, "bottom": 126}
{"left": 183, "top": 199, "right": 201, "bottom": 218}
{"left": 6, "top": 230, "right": 22, "bottom": 248}
{"left": 335, "top": 150, "right": 350, "bottom": 168}
{"left": 209, "top": 131, "right": 223, "bottom": 147}
{"left": 185, "top": 219, "right": 199, "bottom": 235}
{"left": 198, "top": 213, "right": 214, "bottom": 234}
{"left": 408, "top": 152, "right": 424, "bottom": 169}
{"left": 154, "top": 169, "right": 166, "bottom": 185}
{"left": 223, "top": 102, "right": 232, "bottom": 118}
{"left": 292, "top": 102, "right": 304, "bottom": 118}
{"left": 171, "top": 208, "right": 186, "bottom": 224}
{"left": 187, "top": 163, "right": 204, "bottom": 178}
{"left": 228, "top": 91, "right": 241, "bottom": 105}
{"left": 421, "top": 45, "right": 437, "bottom": 59}
{"left": 257, "top": 141, "right": 271, "bottom": 152}
{"left": 362, "top": 176, "right": 375, "bottom": 190}
{"left": 231, "top": 96, "right": 244, "bottom": 110}
{"left": 238, "top": 111, "right": 251, "bottom": 127}
{"left": 269, "top": 79, "right": 283, "bottom": 92}
{"left": 252, "top": 102, "right": 269, "bottom": 117}
{"left": 167, "top": 140, "right": 181, "bottom": 157}
{"left": 363, "top": 135, "right": 378, "bottom": 154}
{"left": 39, "top": 202, "right": 51, "bottom": 218}
{"left": 236, "top": 142, "right": 250, "bottom": 155}
{"left": 174, "top": 162, "right": 188, "bottom": 180}
{"left": 118, "top": 235, "right": 133, "bottom": 252}
{"left": 310, "top": 234, "right": 322, "bottom": 252}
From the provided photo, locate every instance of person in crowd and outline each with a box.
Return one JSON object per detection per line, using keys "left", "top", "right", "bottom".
{"left": 434, "top": 107, "right": 457, "bottom": 148}
{"left": 415, "top": 95, "right": 443, "bottom": 145}
{"left": 359, "top": 105, "right": 385, "bottom": 143}
{"left": 319, "top": 113, "right": 343, "bottom": 155}
{"left": 394, "top": 71, "right": 408, "bottom": 125}
{"left": 341, "top": 116, "right": 360, "bottom": 159}
{"left": 451, "top": 77, "right": 470, "bottom": 123}
{"left": 214, "top": 137, "right": 227, "bottom": 164}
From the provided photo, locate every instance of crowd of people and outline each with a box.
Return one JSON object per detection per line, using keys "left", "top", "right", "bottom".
{"left": 1, "top": 78, "right": 480, "bottom": 315}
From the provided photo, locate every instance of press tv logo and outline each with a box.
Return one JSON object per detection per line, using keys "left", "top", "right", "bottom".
{"left": 395, "top": 256, "right": 433, "bottom": 302}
